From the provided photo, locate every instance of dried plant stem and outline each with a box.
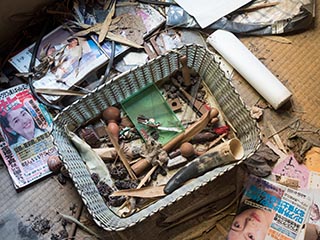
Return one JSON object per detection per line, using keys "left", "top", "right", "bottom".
{"left": 69, "top": 202, "right": 83, "bottom": 239}
{"left": 99, "top": 1, "right": 115, "bottom": 43}
{"left": 59, "top": 213, "right": 102, "bottom": 239}
{"left": 208, "top": 132, "right": 228, "bottom": 149}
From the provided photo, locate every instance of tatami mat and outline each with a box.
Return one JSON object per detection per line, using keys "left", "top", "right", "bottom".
{"left": 235, "top": 17, "right": 320, "bottom": 129}
{"left": 0, "top": 3, "right": 319, "bottom": 240}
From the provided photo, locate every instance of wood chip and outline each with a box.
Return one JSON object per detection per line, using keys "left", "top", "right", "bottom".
{"left": 267, "top": 122, "right": 287, "bottom": 154}
{"left": 265, "top": 141, "right": 287, "bottom": 159}
{"left": 263, "top": 36, "right": 293, "bottom": 44}
{"left": 110, "top": 185, "right": 165, "bottom": 198}
{"left": 98, "top": 1, "right": 116, "bottom": 43}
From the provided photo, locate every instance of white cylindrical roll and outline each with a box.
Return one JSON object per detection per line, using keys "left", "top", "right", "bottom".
{"left": 207, "top": 29, "right": 292, "bottom": 110}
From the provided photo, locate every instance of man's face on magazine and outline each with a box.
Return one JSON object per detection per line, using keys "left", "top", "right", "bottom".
{"left": 227, "top": 208, "right": 273, "bottom": 240}
{"left": 7, "top": 108, "right": 35, "bottom": 139}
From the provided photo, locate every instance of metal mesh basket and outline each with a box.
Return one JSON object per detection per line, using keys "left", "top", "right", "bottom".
{"left": 52, "top": 44, "right": 261, "bottom": 231}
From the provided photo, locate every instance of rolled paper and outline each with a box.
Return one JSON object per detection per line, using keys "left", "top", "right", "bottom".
{"left": 207, "top": 29, "right": 292, "bottom": 110}
{"left": 164, "top": 138, "right": 244, "bottom": 194}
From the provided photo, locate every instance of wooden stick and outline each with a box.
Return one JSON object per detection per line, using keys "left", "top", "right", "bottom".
{"left": 110, "top": 185, "right": 165, "bottom": 198}
{"left": 267, "top": 118, "right": 299, "bottom": 138}
{"left": 265, "top": 141, "right": 287, "bottom": 159}
{"left": 105, "top": 126, "right": 137, "bottom": 180}
{"left": 137, "top": 165, "right": 157, "bottom": 189}
{"left": 216, "top": 222, "right": 228, "bottom": 238}
{"left": 68, "top": 202, "right": 83, "bottom": 240}
{"left": 267, "top": 122, "right": 287, "bottom": 154}
{"left": 208, "top": 132, "right": 228, "bottom": 149}
{"left": 172, "top": 77, "right": 208, "bottom": 116}
{"left": 236, "top": 2, "right": 280, "bottom": 13}
{"left": 180, "top": 56, "right": 191, "bottom": 87}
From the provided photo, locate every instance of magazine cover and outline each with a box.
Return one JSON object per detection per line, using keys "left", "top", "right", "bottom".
{"left": 227, "top": 175, "right": 312, "bottom": 240}
{"left": 0, "top": 84, "right": 59, "bottom": 189}
{"left": 300, "top": 171, "right": 320, "bottom": 240}
{"left": 302, "top": 189, "right": 320, "bottom": 240}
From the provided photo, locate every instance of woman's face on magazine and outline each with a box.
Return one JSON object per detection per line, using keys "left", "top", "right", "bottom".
{"left": 7, "top": 108, "right": 35, "bottom": 139}
{"left": 227, "top": 208, "right": 273, "bottom": 240}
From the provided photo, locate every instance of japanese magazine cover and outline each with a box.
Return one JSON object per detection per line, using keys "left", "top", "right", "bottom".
{"left": 303, "top": 170, "right": 320, "bottom": 239}
{"left": 227, "top": 175, "right": 312, "bottom": 240}
{"left": 0, "top": 84, "right": 59, "bottom": 189}
{"left": 271, "top": 153, "right": 320, "bottom": 239}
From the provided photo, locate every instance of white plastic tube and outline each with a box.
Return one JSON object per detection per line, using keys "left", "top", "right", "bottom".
{"left": 207, "top": 29, "right": 292, "bottom": 110}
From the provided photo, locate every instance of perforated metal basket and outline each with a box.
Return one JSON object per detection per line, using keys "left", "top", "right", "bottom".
{"left": 52, "top": 44, "right": 261, "bottom": 231}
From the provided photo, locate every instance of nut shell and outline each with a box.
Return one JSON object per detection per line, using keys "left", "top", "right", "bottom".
{"left": 103, "top": 106, "right": 121, "bottom": 123}
{"left": 47, "top": 156, "right": 63, "bottom": 172}
{"left": 180, "top": 142, "right": 195, "bottom": 158}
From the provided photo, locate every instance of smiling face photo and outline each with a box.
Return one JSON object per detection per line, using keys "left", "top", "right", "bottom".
{"left": 227, "top": 207, "right": 276, "bottom": 240}
{"left": 6, "top": 107, "right": 36, "bottom": 141}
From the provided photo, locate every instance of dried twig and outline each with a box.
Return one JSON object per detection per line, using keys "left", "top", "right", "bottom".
{"left": 98, "top": 1, "right": 116, "bottom": 43}
{"left": 267, "top": 118, "right": 299, "bottom": 138}
{"left": 236, "top": 2, "right": 280, "bottom": 13}
{"left": 104, "top": 123, "right": 137, "bottom": 180}
{"left": 35, "top": 88, "right": 86, "bottom": 97}
{"left": 267, "top": 122, "right": 287, "bottom": 153}
{"left": 59, "top": 212, "right": 102, "bottom": 239}
{"left": 69, "top": 202, "right": 83, "bottom": 239}
{"left": 208, "top": 132, "right": 228, "bottom": 149}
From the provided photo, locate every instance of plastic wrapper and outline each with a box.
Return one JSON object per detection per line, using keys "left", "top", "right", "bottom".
{"left": 166, "top": 0, "right": 315, "bottom": 35}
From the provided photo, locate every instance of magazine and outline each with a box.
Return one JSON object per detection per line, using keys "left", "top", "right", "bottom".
{"left": 272, "top": 154, "right": 310, "bottom": 189}
{"left": 9, "top": 26, "right": 128, "bottom": 102}
{"left": 0, "top": 84, "right": 59, "bottom": 189}
{"left": 227, "top": 175, "right": 312, "bottom": 240}
{"left": 301, "top": 171, "right": 320, "bottom": 240}
{"left": 9, "top": 4, "right": 166, "bottom": 103}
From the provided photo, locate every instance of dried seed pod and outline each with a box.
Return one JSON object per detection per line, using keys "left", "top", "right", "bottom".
{"left": 108, "top": 195, "right": 126, "bottom": 207}
{"left": 115, "top": 179, "right": 139, "bottom": 189}
{"left": 79, "top": 126, "right": 101, "bottom": 148}
{"left": 109, "top": 165, "right": 128, "bottom": 180}
{"left": 91, "top": 173, "right": 100, "bottom": 184}
{"left": 190, "top": 131, "right": 218, "bottom": 144}
{"left": 57, "top": 173, "right": 67, "bottom": 185}
{"left": 47, "top": 156, "right": 63, "bottom": 172}
{"left": 60, "top": 165, "right": 70, "bottom": 178}
{"left": 97, "top": 181, "right": 113, "bottom": 197}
